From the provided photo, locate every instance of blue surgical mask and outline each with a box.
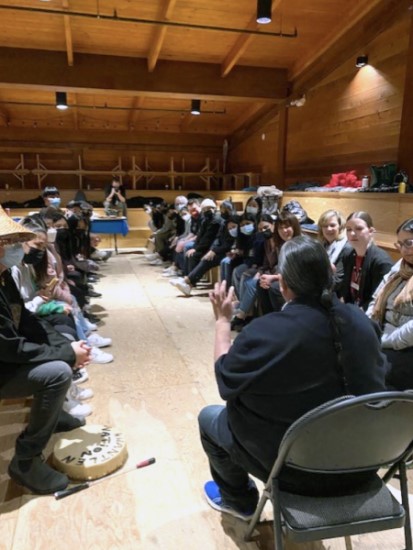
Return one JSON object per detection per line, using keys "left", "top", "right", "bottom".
{"left": 229, "top": 227, "right": 238, "bottom": 238}
{"left": 1, "top": 243, "right": 25, "bottom": 268}
{"left": 240, "top": 224, "right": 254, "bottom": 235}
{"left": 49, "top": 197, "right": 61, "bottom": 208}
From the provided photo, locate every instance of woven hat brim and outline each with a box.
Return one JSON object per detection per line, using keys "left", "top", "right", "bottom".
{"left": 0, "top": 207, "right": 36, "bottom": 244}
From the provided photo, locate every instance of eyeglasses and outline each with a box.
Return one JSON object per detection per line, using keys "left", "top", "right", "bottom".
{"left": 394, "top": 239, "right": 413, "bottom": 250}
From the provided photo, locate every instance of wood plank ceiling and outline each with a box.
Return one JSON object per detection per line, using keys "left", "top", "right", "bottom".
{"left": 0, "top": 0, "right": 409, "bottom": 137}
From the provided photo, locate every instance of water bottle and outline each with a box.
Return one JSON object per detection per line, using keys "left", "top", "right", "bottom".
{"left": 361, "top": 176, "right": 369, "bottom": 189}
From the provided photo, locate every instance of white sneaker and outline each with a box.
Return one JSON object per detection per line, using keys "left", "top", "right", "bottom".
{"left": 162, "top": 266, "right": 178, "bottom": 277}
{"left": 144, "top": 253, "right": 159, "bottom": 261}
{"left": 63, "top": 396, "right": 93, "bottom": 417}
{"left": 70, "top": 383, "right": 94, "bottom": 401}
{"left": 84, "top": 319, "right": 98, "bottom": 332}
{"left": 149, "top": 258, "right": 164, "bottom": 266}
{"left": 90, "top": 346, "right": 114, "bottom": 364}
{"left": 170, "top": 277, "right": 192, "bottom": 296}
{"left": 73, "top": 367, "right": 89, "bottom": 385}
{"left": 87, "top": 333, "right": 112, "bottom": 348}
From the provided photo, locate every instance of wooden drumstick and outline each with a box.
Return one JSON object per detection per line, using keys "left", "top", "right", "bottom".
{"left": 54, "top": 457, "right": 156, "bottom": 500}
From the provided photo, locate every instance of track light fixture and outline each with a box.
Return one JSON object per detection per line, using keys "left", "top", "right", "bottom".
{"left": 257, "top": 0, "right": 272, "bottom": 24}
{"left": 55, "top": 92, "right": 68, "bottom": 110}
{"left": 191, "top": 99, "right": 201, "bottom": 115}
{"left": 356, "top": 55, "right": 368, "bottom": 68}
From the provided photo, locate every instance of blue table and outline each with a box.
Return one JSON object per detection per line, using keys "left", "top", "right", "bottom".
{"left": 90, "top": 217, "right": 129, "bottom": 253}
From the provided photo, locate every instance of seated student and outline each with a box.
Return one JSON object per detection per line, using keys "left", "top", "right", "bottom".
{"left": 162, "top": 199, "right": 203, "bottom": 278}
{"left": 230, "top": 216, "right": 265, "bottom": 297}
{"left": 256, "top": 211, "right": 302, "bottom": 316}
{"left": 340, "top": 211, "right": 393, "bottom": 310}
{"left": 367, "top": 217, "right": 413, "bottom": 390}
{"left": 170, "top": 202, "right": 237, "bottom": 296}
{"left": 317, "top": 209, "right": 351, "bottom": 289}
{"left": 11, "top": 219, "right": 113, "bottom": 365}
{"left": 145, "top": 196, "right": 188, "bottom": 265}
{"left": 40, "top": 186, "right": 62, "bottom": 213}
{"left": 243, "top": 195, "right": 262, "bottom": 219}
{"left": 103, "top": 177, "right": 127, "bottom": 217}
{"left": 0, "top": 208, "right": 91, "bottom": 494}
{"left": 199, "top": 236, "right": 388, "bottom": 521}
{"left": 169, "top": 198, "right": 222, "bottom": 295}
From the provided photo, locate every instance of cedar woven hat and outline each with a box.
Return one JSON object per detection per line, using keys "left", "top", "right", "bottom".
{"left": 0, "top": 205, "right": 36, "bottom": 245}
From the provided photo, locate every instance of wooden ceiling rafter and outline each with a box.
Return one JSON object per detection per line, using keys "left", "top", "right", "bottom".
{"left": 147, "top": 0, "right": 178, "bottom": 73}
{"left": 62, "top": 0, "right": 74, "bottom": 67}
{"left": 221, "top": 0, "right": 283, "bottom": 78}
{"left": 0, "top": 48, "right": 288, "bottom": 102}
{"left": 290, "top": 0, "right": 412, "bottom": 95}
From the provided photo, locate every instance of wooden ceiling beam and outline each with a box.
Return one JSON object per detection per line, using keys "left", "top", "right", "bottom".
{"left": 0, "top": 48, "right": 288, "bottom": 102}
{"left": 128, "top": 96, "right": 145, "bottom": 127}
{"left": 291, "top": 0, "right": 412, "bottom": 94}
{"left": 62, "top": 0, "right": 74, "bottom": 67}
{"left": 147, "top": 0, "right": 178, "bottom": 72}
{"left": 221, "top": 0, "right": 283, "bottom": 78}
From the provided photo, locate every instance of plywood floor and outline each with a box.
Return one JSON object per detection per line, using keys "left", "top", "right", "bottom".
{"left": 0, "top": 253, "right": 411, "bottom": 550}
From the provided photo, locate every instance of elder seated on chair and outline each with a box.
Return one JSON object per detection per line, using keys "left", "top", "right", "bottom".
{"left": 199, "top": 236, "right": 388, "bottom": 521}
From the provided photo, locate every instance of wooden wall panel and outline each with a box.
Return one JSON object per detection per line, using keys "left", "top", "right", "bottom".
{"left": 229, "top": 118, "right": 280, "bottom": 188}
{"left": 285, "top": 13, "right": 410, "bottom": 187}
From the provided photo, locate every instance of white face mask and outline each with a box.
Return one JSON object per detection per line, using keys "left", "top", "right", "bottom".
{"left": 181, "top": 213, "right": 191, "bottom": 222}
{"left": 0, "top": 243, "right": 25, "bottom": 268}
{"left": 47, "top": 227, "right": 57, "bottom": 243}
{"left": 246, "top": 206, "right": 258, "bottom": 215}
{"left": 229, "top": 227, "right": 238, "bottom": 238}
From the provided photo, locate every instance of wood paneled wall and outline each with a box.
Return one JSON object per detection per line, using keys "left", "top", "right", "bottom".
{"left": 228, "top": 118, "right": 280, "bottom": 187}
{"left": 285, "top": 13, "right": 410, "bottom": 187}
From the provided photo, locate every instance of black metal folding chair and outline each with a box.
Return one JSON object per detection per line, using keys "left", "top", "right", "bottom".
{"left": 244, "top": 392, "right": 413, "bottom": 549}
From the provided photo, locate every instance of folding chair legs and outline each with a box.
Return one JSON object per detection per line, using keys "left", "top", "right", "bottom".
{"left": 244, "top": 486, "right": 270, "bottom": 542}
{"left": 399, "top": 463, "right": 413, "bottom": 550}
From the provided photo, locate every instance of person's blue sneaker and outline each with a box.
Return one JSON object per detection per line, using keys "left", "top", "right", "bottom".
{"left": 203, "top": 480, "right": 255, "bottom": 521}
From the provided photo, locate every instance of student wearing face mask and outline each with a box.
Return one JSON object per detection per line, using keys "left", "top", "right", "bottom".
{"left": 220, "top": 213, "right": 261, "bottom": 285}
{"left": 103, "top": 178, "right": 127, "bottom": 217}
{"left": 256, "top": 211, "right": 302, "bottom": 316}
{"left": 243, "top": 196, "right": 262, "bottom": 220}
{"left": 231, "top": 214, "right": 280, "bottom": 331}
{"left": 0, "top": 206, "right": 91, "bottom": 495}
{"left": 170, "top": 199, "right": 223, "bottom": 296}
{"left": 40, "top": 186, "right": 62, "bottom": 213}
{"left": 231, "top": 216, "right": 265, "bottom": 298}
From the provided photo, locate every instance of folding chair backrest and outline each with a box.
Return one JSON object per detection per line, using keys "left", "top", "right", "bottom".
{"left": 280, "top": 392, "right": 413, "bottom": 473}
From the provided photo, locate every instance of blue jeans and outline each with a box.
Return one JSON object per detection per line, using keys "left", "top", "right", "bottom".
{"left": 198, "top": 405, "right": 259, "bottom": 513}
{"left": 0, "top": 361, "right": 72, "bottom": 458}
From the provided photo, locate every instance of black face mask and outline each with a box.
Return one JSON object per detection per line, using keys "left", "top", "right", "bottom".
{"left": 262, "top": 229, "right": 273, "bottom": 239}
{"left": 203, "top": 210, "right": 214, "bottom": 220}
{"left": 220, "top": 211, "right": 230, "bottom": 220}
{"left": 23, "top": 247, "right": 45, "bottom": 265}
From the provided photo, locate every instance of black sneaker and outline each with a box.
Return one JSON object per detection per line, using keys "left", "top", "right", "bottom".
{"left": 230, "top": 317, "right": 246, "bottom": 332}
{"left": 8, "top": 455, "right": 69, "bottom": 495}
{"left": 54, "top": 410, "right": 86, "bottom": 433}
{"left": 87, "top": 290, "right": 102, "bottom": 298}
